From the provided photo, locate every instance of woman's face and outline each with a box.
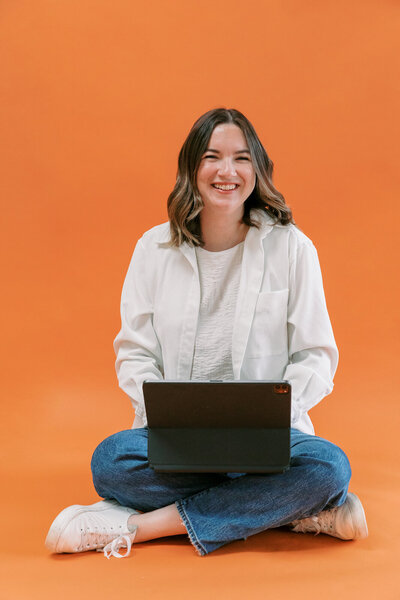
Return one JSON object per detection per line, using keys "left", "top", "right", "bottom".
{"left": 196, "top": 123, "right": 256, "bottom": 219}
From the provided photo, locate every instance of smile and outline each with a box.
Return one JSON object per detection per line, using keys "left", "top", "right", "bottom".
{"left": 212, "top": 184, "right": 239, "bottom": 191}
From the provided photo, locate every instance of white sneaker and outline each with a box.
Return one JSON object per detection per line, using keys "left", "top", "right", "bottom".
{"left": 45, "top": 499, "right": 140, "bottom": 558}
{"left": 290, "top": 492, "right": 368, "bottom": 540}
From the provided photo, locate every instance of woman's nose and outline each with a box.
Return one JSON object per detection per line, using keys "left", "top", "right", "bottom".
{"left": 217, "top": 158, "right": 237, "bottom": 176}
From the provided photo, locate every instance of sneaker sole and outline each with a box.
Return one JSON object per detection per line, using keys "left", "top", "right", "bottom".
{"left": 345, "top": 492, "right": 369, "bottom": 539}
{"left": 45, "top": 500, "right": 126, "bottom": 553}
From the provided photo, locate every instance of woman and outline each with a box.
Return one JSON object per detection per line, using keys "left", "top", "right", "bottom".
{"left": 45, "top": 108, "right": 368, "bottom": 559}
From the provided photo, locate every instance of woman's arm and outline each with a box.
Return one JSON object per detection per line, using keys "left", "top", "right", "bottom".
{"left": 284, "top": 234, "right": 339, "bottom": 426}
{"left": 113, "top": 237, "right": 164, "bottom": 426}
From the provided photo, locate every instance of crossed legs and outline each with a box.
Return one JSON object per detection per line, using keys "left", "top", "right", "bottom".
{"left": 91, "top": 427, "right": 352, "bottom": 555}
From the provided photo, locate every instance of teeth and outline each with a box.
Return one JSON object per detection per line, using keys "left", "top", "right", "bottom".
{"left": 213, "top": 184, "right": 237, "bottom": 190}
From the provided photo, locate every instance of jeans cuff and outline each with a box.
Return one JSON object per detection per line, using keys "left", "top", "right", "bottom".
{"left": 175, "top": 500, "right": 207, "bottom": 557}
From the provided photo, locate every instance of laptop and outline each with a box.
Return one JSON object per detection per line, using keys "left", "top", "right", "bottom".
{"left": 143, "top": 380, "right": 291, "bottom": 474}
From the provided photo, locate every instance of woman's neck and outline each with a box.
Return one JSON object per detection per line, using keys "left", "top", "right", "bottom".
{"left": 200, "top": 210, "right": 249, "bottom": 252}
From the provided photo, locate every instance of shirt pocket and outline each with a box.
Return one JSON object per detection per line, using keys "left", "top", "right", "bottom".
{"left": 247, "top": 288, "right": 289, "bottom": 358}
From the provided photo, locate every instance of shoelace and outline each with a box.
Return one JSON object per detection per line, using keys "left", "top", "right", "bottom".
{"left": 291, "top": 507, "right": 338, "bottom": 535}
{"left": 96, "top": 526, "right": 138, "bottom": 559}
{"left": 291, "top": 515, "right": 322, "bottom": 535}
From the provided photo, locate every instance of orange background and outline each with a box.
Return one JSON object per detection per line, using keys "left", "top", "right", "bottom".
{"left": 1, "top": 1, "right": 399, "bottom": 598}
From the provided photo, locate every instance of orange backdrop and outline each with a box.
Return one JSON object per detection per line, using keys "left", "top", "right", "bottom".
{"left": 1, "top": 1, "right": 399, "bottom": 598}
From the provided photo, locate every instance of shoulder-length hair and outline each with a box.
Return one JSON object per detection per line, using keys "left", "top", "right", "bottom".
{"left": 167, "top": 107, "right": 295, "bottom": 247}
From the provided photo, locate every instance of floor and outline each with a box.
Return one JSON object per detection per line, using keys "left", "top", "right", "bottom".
{"left": 1, "top": 372, "right": 399, "bottom": 600}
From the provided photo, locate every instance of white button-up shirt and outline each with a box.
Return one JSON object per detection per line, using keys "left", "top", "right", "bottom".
{"left": 114, "top": 209, "right": 338, "bottom": 435}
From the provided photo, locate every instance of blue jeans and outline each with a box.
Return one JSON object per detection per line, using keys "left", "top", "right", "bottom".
{"left": 91, "top": 428, "right": 351, "bottom": 556}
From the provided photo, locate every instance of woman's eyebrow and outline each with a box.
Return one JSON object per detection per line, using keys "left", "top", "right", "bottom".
{"left": 204, "top": 148, "right": 251, "bottom": 154}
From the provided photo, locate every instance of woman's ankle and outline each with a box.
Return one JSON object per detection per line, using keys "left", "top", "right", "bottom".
{"left": 127, "top": 504, "right": 187, "bottom": 542}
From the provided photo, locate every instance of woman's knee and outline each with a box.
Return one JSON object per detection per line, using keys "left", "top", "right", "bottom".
{"left": 321, "top": 441, "right": 352, "bottom": 495}
{"left": 292, "top": 434, "right": 352, "bottom": 498}
{"left": 90, "top": 428, "right": 148, "bottom": 494}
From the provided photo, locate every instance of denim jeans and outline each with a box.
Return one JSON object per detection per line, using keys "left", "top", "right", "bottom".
{"left": 91, "top": 427, "right": 351, "bottom": 556}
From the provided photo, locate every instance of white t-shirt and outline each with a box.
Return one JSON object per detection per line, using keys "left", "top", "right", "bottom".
{"left": 190, "top": 242, "right": 244, "bottom": 380}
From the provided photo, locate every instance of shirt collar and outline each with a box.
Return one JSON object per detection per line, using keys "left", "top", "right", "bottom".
{"left": 158, "top": 208, "right": 278, "bottom": 248}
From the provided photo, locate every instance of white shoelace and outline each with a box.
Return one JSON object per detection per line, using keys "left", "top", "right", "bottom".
{"left": 97, "top": 527, "right": 138, "bottom": 559}
{"left": 291, "top": 507, "right": 338, "bottom": 535}
{"left": 291, "top": 515, "right": 322, "bottom": 535}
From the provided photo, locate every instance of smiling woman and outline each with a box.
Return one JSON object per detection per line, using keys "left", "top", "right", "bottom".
{"left": 167, "top": 107, "right": 294, "bottom": 249}
{"left": 195, "top": 124, "right": 256, "bottom": 251}
{"left": 45, "top": 107, "right": 368, "bottom": 560}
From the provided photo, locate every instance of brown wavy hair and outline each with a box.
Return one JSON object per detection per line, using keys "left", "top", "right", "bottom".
{"left": 167, "top": 107, "right": 295, "bottom": 246}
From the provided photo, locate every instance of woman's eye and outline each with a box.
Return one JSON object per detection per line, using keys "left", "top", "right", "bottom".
{"left": 203, "top": 155, "right": 250, "bottom": 161}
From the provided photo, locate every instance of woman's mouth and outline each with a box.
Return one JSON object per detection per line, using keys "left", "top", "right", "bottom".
{"left": 211, "top": 183, "right": 239, "bottom": 192}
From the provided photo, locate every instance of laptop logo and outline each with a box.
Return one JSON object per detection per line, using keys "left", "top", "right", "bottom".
{"left": 274, "top": 384, "right": 290, "bottom": 394}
